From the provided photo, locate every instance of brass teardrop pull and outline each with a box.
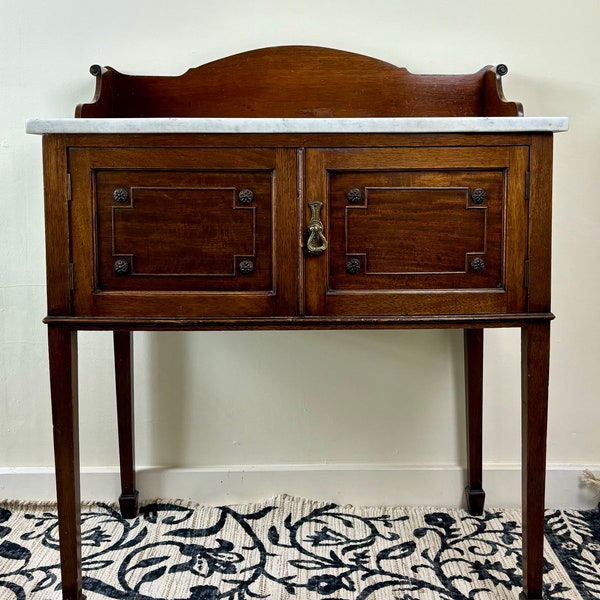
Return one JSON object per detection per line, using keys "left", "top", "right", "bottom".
{"left": 306, "top": 201, "right": 328, "bottom": 255}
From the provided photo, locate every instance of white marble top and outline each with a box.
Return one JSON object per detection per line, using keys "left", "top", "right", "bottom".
{"left": 26, "top": 116, "right": 568, "bottom": 135}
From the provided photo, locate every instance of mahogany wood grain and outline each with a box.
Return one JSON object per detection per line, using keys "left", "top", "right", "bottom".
{"left": 42, "top": 136, "right": 71, "bottom": 316}
{"left": 505, "top": 146, "right": 530, "bottom": 312}
{"left": 304, "top": 145, "right": 528, "bottom": 317}
{"left": 67, "top": 147, "right": 299, "bottom": 318}
{"left": 76, "top": 47, "right": 522, "bottom": 119}
{"left": 44, "top": 313, "right": 555, "bottom": 330}
{"left": 97, "top": 170, "right": 272, "bottom": 292}
{"left": 482, "top": 68, "right": 524, "bottom": 117}
{"left": 520, "top": 322, "right": 551, "bottom": 600}
{"left": 527, "top": 135, "right": 554, "bottom": 313}
{"left": 61, "top": 132, "right": 537, "bottom": 149}
{"left": 464, "top": 328, "right": 485, "bottom": 515}
{"left": 48, "top": 326, "right": 82, "bottom": 600}
{"left": 331, "top": 171, "right": 500, "bottom": 287}
{"left": 114, "top": 331, "right": 138, "bottom": 518}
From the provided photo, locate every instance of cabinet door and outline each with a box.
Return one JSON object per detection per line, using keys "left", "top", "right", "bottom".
{"left": 304, "top": 146, "right": 529, "bottom": 316}
{"left": 68, "top": 147, "right": 298, "bottom": 318}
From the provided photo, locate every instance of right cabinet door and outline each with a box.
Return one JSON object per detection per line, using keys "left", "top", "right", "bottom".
{"left": 304, "top": 146, "right": 529, "bottom": 316}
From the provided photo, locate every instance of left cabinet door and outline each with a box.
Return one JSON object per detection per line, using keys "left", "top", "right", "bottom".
{"left": 68, "top": 147, "right": 298, "bottom": 318}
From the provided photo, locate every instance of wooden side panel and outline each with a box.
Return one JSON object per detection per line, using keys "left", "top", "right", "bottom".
{"left": 43, "top": 135, "right": 72, "bottom": 316}
{"left": 527, "top": 134, "right": 554, "bottom": 313}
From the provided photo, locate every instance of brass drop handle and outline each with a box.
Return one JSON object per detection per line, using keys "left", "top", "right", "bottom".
{"left": 306, "top": 201, "right": 328, "bottom": 255}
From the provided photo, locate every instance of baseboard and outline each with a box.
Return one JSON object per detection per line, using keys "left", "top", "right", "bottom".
{"left": 1, "top": 464, "right": 597, "bottom": 509}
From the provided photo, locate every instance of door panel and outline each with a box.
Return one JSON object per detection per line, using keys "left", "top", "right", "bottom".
{"left": 304, "top": 146, "right": 529, "bottom": 316}
{"left": 96, "top": 170, "right": 271, "bottom": 292}
{"left": 68, "top": 147, "right": 298, "bottom": 318}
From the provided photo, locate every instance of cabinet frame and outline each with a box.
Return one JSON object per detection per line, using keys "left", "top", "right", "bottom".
{"left": 32, "top": 46, "right": 564, "bottom": 600}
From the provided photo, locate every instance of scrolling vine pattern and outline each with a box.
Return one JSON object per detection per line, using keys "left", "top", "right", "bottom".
{"left": 0, "top": 497, "right": 591, "bottom": 599}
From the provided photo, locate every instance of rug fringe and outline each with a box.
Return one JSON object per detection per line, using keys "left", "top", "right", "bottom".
{"left": 0, "top": 494, "right": 520, "bottom": 516}
{"left": 0, "top": 498, "right": 120, "bottom": 510}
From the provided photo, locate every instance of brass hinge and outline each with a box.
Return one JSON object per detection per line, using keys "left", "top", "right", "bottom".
{"left": 67, "top": 173, "right": 72, "bottom": 202}
{"left": 524, "top": 259, "right": 529, "bottom": 288}
{"left": 525, "top": 171, "right": 530, "bottom": 202}
{"left": 69, "top": 263, "right": 74, "bottom": 290}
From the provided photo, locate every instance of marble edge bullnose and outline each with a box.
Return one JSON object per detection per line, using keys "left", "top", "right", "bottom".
{"left": 25, "top": 116, "right": 569, "bottom": 135}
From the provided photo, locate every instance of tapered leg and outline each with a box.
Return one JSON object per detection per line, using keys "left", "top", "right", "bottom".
{"left": 114, "top": 331, "right": 139, "bottom": 518}
{"left": 464, "top": 328, "right": 485, "bottom": 515}
{"left": 519, "top": 322, "right": 551, "bottom": 600}
{"left": 48, "top": 326, "right": 83, "bottom": 600}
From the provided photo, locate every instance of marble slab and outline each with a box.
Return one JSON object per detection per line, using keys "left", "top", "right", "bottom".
{"left": 26, "top": 116, "right": 569, "bottom": 135}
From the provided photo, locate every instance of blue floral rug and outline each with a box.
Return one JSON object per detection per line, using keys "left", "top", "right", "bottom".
{"left": 1, "top": 495, "right": 599, "bottom": 599}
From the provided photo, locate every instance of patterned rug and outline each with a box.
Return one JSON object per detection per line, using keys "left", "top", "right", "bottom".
{"left": 1, "top": 495, "right": 599, "bottom": 599}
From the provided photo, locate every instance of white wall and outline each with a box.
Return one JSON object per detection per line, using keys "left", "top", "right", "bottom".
{"left": 1, "top": 0, "right": 599, "bottom": 509}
